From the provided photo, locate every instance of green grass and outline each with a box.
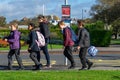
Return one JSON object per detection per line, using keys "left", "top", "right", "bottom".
{"left": 0, "top": 70, "right": 119, "bottom": 80}
{"left": 0, "top": 44, "right": 63, "bottom": 50}
{"left": 110, "top": 39, "right": 120, "bottom": 45}
{"left": 48, "top": 44, "right": 63, "bottom": 49}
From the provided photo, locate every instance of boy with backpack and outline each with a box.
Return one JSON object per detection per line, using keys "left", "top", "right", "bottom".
{"left": 58, "top": 21, "right": 75, "bottom": 69}
{"left": 27, "top": 23, "right": 42, "bottom": 70}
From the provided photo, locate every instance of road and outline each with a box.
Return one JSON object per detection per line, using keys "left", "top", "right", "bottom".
{"left": 0, "top": 48, "right": 120, "bottom": 70}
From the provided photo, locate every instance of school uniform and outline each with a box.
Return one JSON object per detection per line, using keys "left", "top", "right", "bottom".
{"left": 7, "top": 30, "right": 24, "bottom": 70}
{"left": 63, "top": 27, "right": 75, "bottom": 69}
{"left": 27, "top": 29, "right": 41, "bottom": 70}
{"left": 78, "top": 28, "right": 93, "bottom": 70}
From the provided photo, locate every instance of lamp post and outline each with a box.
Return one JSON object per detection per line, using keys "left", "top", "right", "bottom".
{"left": 65, "top": 0, "right": 68, "bottom": 5}
{"left": 64, "top": 0, "right": 68, "bottom": 66}
{"left": 82, "top": 9, "right": 83, "bottom": 20}
{"left": 42, "top": 4, "right": 45, "bottom": 16}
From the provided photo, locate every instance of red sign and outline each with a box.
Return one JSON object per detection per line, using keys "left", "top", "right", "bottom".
{"left": 62, "top": 5, "right": 70, "bottom": 18}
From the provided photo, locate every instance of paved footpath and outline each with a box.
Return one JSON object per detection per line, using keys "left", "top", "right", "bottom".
{"left": 0, "top": 47, "right": 120, "bottom": 70}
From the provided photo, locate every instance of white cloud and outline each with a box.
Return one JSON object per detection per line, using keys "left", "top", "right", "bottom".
{"left": 0, "top": 0, "right": 96, "bottom": 23}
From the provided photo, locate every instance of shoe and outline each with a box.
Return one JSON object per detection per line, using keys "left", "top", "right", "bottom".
{"left": 88, "top": 62, "right": 93, "bottom": 70}
{"left": 33, "top": 64, "right": 41, "bottom": 70}
{"left": 8, "top": 66, "right": 13, "bottom": 70}
{"left": 8, "top": 68, "right": 13, "bottom": 70}
{"left": 79, "top": 67, "right": 87, "bottom": 70}
{"left": 68, "top": 65, "right": 75, "bottom": 69}
{"left": 33, "top": 63, "right": 43, "bottom": 68}
{"left": 18, "top": 67, "right": 24, "bottom": 70}
{"left": 44, "top": 65, "right": 52, "bottom": 68}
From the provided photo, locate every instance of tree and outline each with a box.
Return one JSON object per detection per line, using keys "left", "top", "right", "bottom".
{"left": 0, "top": 16, "right": 7, "bottom": 27}
{"left": 9, "top": 20, "right": 19, "bottom": 25}
{"left": 19, "top": 17, "right": 31, "bottom": 25}
{"left": 91, "top": 0, "right": 120, "bottom": 24}
{"left": 112, "top": 18, "right": 120, "bottom": 39}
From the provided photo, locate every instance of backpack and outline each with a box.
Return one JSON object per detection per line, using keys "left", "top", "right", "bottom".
{"left": 35, "top": 31, "right": 45, "bottom": 47}
{"left": 88, "top": 46, "right": 98, "bottom": 57}
{"left": 67, "top": 27, "right": 78, "bottom": 43}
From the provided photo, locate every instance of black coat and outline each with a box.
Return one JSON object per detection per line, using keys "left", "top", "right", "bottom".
{"left": 39, "top": 22, "right": 50, "bottom": 38}
{"left": 27, "top": 30, "right": 40, "bottom": 52}
{"left": 78, "top": 28, "right": 90, "bottom": 48}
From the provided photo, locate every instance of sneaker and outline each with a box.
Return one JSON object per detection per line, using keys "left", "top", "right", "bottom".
{"left": 34, "top": 64, "right": 42, "bottom": 70}
{"left": 33, "top": 63, "right": 43, "bottom": 67}
{"left": 79, "top": 67, "right": 87, "bottom": 70}
{"left": 44, "top": 65, "right": 52, "bottom": 68}
{"left": 18, "top": 67, "right": 24, "bottom": 70}
{"left": 8, "top": 66, "right": 13, "bottom": 70}
{"left": 88, "top": 62, "right": 93, "bottom": 70}
{"left": 68, "top": 65, "right": 75, "bottom": 69}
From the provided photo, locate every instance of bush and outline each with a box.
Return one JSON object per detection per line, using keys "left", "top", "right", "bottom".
{"left": 0, "top": 39, "right": 9, "bottom": 47}
{"left": 85, "top": 21, "right": 104, "bottom": 30}
{"left": 90, "top": 30, "right": 112, "bottom": 47}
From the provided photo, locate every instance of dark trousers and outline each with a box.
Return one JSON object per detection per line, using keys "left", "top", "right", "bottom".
{"left": 8, "top": 49, "right": 23, "bottom": 69}
{"left": 64, "top": 46, "right": 75, "bottom": 66}
{"left": 30, "top": 51, "right": 41, "bottom": 66}
{"left": 79, "top": 47, "right": 92, "bottom": 68}
{"left": 37, "top": 38, "right": 50, "bottom": 66}
{"left": 40, "top": 44, "right": 50, "bottom": 66}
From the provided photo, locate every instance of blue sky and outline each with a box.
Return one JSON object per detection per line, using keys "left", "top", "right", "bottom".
{"left": 0, "top": 0, "right": 96, "bottom": 23}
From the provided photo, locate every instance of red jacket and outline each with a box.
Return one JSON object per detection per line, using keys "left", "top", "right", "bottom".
{"left": 63, "top": 27, "right": 74, "bottom": 46}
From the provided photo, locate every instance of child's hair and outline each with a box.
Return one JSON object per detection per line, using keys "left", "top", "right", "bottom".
{"left": 77, "top": 19, "right": 84, "bottom": 26}
{"left": 58, "top": 21, "right": 65, "bottom": 26}
{"left": 11, "top": 23, "right": 18, "bottom": 29}
{"left": 38, "top": 15, "right": 47, "bottom": 22}
{"left": 28, "top": 23, "right": 36, "bottom": 28}
{"left": 38, "top": 15, "right": 45, "bottom": 19}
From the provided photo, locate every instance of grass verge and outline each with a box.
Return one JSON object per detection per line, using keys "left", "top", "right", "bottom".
{"left": 0, "top": 44, "right": 63, "bottom": 50}
{"left": 0, "top": 70, "right": 119, "bottom": 80}
{"left": 110, "top": 39, "right": 120, "bottom": 45}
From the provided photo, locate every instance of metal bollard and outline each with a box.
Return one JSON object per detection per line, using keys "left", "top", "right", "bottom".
{"left": 64, "top": 57, "right": 68, "bottom": 66}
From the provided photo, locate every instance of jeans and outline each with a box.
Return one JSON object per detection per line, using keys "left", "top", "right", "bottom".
{"left": 8, "top": 49, "right": 23, "bottom": 69}
{"left": 37, "top": 38, "right": 50, "bottom": 66}
{"left": 41, "top": 44, "right": 50, "bottom": 66}
{"left": 79, "top": 47, "right": 92, "bottom": 68}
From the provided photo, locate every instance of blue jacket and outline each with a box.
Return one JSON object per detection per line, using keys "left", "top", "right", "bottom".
{"left": 27, "top": 30, "right": 40, "bottom": 52}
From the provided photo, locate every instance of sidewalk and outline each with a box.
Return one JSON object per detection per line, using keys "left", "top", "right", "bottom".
{"left": 0, "top": 47, "right": 120, "bottom": 70}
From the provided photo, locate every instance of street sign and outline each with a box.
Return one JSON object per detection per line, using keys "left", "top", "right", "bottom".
{"left": 62, "top": 5, "right": 71, "bottom": 19}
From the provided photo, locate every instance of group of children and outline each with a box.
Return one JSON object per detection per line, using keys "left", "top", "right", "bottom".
{"left": 58, "top": 20, "right": 93, "bottom": 70}
{"left": 3, "top": 16, "right": 51, "bottom": 70}
{"left": 3, "top": 17, "right": 93, "bottom": 70}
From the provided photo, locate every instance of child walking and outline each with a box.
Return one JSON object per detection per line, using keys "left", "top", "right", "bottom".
{"left": 4, "top": 23, "right": 24, "bottom": 70}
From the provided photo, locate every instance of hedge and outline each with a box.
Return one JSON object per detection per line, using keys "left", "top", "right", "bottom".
{"left": 0, "top": 28, "right": 112, "bottom": 47}
{"left": 89, "top": 30, "right": 112, "bottom": 47}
